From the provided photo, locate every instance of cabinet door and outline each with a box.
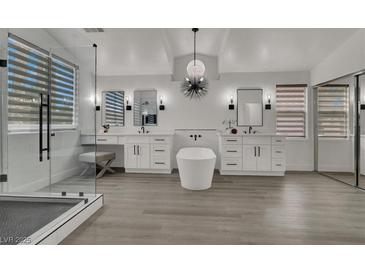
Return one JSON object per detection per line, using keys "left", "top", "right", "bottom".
{"left": 256, "top": 145, "right": 271, "bottom": 171}
{"left": 242, "top": 145, "right": 257, "bottom": 171}
{"left": 125, "top": 144, "right": 138, "bottom": 169}
{"left": 137, "top": 144, "right": 150, "bottom": 169}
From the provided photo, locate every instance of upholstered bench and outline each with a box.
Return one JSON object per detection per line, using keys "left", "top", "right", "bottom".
{"left": 79, "top": 152, "right": 116, "bottom": 178}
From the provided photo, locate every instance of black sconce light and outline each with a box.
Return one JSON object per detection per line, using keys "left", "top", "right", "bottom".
{"left": 126, "top": 96, "right": 132, "bottom": 111}
{"left": 228, "top": 95, "right": 234, "bottom": 110}
{"left": 265, "top": 94, "right": 272, "bottom": 110}
{"left": 159, "top": 96, "right": 165, "bottom": 110}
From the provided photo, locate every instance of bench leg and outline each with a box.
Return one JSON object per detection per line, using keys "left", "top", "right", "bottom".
{"left": 96, "top": 159, "right": 115, "bottom": 178}
{"left": 80, "top": 164, "right": 90, "bottom": 176}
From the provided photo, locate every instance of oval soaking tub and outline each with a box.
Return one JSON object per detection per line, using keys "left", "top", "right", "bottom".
{"left": 176, "top": 147, "right": 216, "bottom": 190}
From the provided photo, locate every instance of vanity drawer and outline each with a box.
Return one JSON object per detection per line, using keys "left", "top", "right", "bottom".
{"left": 271, "top": 136, "right": 285, "bottom": 145}
{"left": 151, "top": 156, "right": 170, "bottom": 169}
{"left": 221, "top": 157, "right": 242, "bottom": 170}
{"left": 96, "top": 136, "right": 118, "bottom": 144}
{"left": 242, "top": 136, "right": 271, "bottom": 145}
{"left": 150, "top": 136, "right": 171, "bottom": 144}
{"left": 151, "top": 144, "right": 170, "bottom": 156}
{"left": 272, "top": 158, "right": 286, "bottom": 171}
{"left": 126, "top": 136, "right": 149, "bottom": 144}
{"left": 272, "top": 146, "right": 285, "bottom": 158}
{"left": 222, "top": 136, "right": 242, "bottom": 145}
{"left": 222, "top": 145, "right": 242, "bottom": 158}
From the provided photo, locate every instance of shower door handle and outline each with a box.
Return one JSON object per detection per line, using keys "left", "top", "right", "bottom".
{"left": 39, "top": 93, "right": 50, "bottom": 162}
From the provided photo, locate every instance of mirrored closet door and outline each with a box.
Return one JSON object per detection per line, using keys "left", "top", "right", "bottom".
{"left": 316, "top": 75, "right": 356, "bottom": 186}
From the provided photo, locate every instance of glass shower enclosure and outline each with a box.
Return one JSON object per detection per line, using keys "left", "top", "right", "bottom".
{"left": 0, "top": 29, "right": 98, "bottom": 244}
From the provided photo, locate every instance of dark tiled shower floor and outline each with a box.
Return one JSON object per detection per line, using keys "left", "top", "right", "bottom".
{"left": 0, "top": 199, "right": 81, "bottom": 245}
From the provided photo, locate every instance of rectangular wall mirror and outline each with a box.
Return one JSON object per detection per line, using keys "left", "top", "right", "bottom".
{"left": 102, "top": 91, "right": 125, "bottom": 127}
{"left": 237, "top": 88, "right": 263, "bottom": 126}
{"left": 133, "top": 89, "right": 157, "bottom": 126}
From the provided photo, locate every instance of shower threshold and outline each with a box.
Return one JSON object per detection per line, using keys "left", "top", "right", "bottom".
{"left": 0, "top": 193, "right": 103, "bottom": 245}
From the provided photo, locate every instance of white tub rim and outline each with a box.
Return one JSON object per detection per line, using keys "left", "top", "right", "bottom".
{"left": 176, "top": 147, "right": 216, "bottom": 161}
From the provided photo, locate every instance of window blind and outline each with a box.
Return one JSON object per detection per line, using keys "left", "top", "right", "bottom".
{"left": 7, "top": 33, "right": 77, "bottom": 129}
{"left": 317, "top": 85, "right": 349, "bottom": 138}
{"left": 51, "top": 55, "right": 76, "bottom": 125}
{"left": 276, "top": 85, "right": 307, "bottom": 137}
{"left": 7, "top": 34, "right": 49, "bottom": 125}
{"left": 104, "top": 91, "right": 124, "bottom": 126}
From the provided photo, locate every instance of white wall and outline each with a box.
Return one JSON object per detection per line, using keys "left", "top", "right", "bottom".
{"left": 97, "top": 71, "right": 313, "bottom": 171}
{"left": 311, "top": 29, "right": 365, "bottom": 85}
{"left": 4, "top": 29, "right": 96, "bottom": 193}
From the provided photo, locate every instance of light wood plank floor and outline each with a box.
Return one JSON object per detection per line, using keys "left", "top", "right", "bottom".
{"left": 62, "top": 171, "right": 365, "bottom": 244}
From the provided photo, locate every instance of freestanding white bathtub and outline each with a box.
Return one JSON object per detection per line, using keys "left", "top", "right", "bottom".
{"left": 176, "top": 147, "right": 216, "bottom": 190}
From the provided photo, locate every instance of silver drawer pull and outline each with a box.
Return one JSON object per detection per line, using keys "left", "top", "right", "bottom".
{"left": 275, "top": 164, "right": 282, "bottom": 166}
{"left": 227, "top": 150, "right": 238, "bottom": 152}
{"left": 155, "top": 149, "right": 165, "bottom": 152}
{"left": 227, "top": 139, "right": 237, "bottom": 142}
{"left": 155, "top": 162, "right": 165, "bottom": 165}
{"left": 227, "top": 163, "right": 237, "bottom": 166}
{"left": 155, "top": 139, "right": 165, "bottom": 141}
{"left": 97, "top": 139, "right": 107, "bottom": 141}
{"left": 275, "top": 140, "right": 282, "bottom": 142}
{"left": 275, "top": 151, "right": 282, "bottom": 153}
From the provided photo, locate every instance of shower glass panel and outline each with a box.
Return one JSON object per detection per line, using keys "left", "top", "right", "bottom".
{"left": 1, "top": 32, "right": 97, "bottom": 197}
{"left": 48, "top": 45, "right": 97, "bottom": 196}
{"left": 316, "top": 75, "right": 356, "bottom": 186}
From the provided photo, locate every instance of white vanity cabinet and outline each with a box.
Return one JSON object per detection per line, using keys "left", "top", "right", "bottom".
{"left": 124, "top": 135, "right": 173, "bottom": 174}
{"left": 218, "top": 134, "right": 286, "bottom": 176}
{"left": 125, "top": 143, "right": 150, "bottom": 169}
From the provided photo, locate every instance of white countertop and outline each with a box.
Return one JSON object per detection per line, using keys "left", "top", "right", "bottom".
{"left": 82, "top": 131, "right": 175, "bottom": 136}
{"left": 217, "top": 131, "right": 281, "bottom": 137}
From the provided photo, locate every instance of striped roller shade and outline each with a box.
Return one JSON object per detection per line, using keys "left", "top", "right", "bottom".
{"left": 317, "top": 85, "right": 349, "bottom": 138}
{"left": 7, "top": 33, "right": 77, "bottom": 127}
{"left": 103, "top": 91, "right": 125, "bottom": 126}
{"left": 276, "top": 84, "right": 307, "bottom": 137}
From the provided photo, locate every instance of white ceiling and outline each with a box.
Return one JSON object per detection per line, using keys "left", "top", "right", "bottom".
{"left": 47, "top": 28, "right": 358, "bottom": 76}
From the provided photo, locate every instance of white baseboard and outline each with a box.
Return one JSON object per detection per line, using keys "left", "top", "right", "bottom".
{"left": 125, "top": 168, "right": 172, "bottom": 174}
{"left": 11, "top": 166, "right": 83, "bottom": 193}
{"left": 286, "top": 164, "right": 314, "bottom": 171}
{"left": 318, "top": 165, "right": 353, "bottom": 172}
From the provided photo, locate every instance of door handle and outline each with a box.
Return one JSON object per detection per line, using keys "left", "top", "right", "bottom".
{"left": 137, "top": 145, "right": 140, "bottom": 155}
{"left": 254, "top": 146, "right": 256, "bottom": 157}
{"left": 39, "top": 93, "right": 50, "bottom": 162}
{"left": 133, "top": 145, "right": 136, "bottom": 155}
{"left": 258, "top": 146, "right": 261, "bottom": 157}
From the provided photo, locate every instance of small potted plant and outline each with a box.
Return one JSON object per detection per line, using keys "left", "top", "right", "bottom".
{"left": 222, "top": 118, "right": 237, "bottom": 134}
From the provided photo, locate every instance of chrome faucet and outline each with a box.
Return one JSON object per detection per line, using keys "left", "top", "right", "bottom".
{"left": 249, "top": 126, "right": 253, "bottom": 134}
{"left": 141, "top": 126, "right": 145, "bottom": 134}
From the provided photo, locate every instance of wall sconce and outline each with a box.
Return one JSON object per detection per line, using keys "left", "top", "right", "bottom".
{"left": 126, "top": 96, "right": 132, "bottom": 111}
{"left": 228, "top": 95, "right": 234, "bottom": 110}
{"left": 265, "top": 94, "right": 271, "bottom": 110}
{"left": 159, "top": 96, "right": 165, "bottom": 110}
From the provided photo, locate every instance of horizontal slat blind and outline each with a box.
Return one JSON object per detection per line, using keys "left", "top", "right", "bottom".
{"left": 8, "top": 35, "right": 49, "bottom": 124}
{"left": 51, "top": 55, "right": 76, "bottom": 125}
{"left": 7, "top": 34, "right": 77, "bottom": 128}
{"left": 317, "top": 85, "right": 349, "bottom": 138}
{"left": 276, "top": 85, "right": 307, "bottom": 137}
{"left": 104, "top": 91, "right": 124, "bottom": 126}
